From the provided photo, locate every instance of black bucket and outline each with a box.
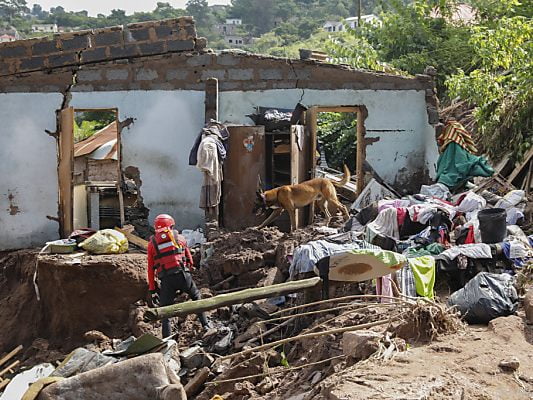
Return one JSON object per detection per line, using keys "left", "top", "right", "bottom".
{"left": 478, "top": 208, "right": 507, "bottom": 244}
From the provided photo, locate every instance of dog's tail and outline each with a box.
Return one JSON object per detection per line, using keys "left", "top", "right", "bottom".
{"left": 331, "top": 164, "right": 351, "bottom": 187}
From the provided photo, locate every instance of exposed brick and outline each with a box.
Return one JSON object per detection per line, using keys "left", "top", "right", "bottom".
{"left": 216, "top": 54, "right": 239, "bottom": 66}
{"left": 109, "top": 44, "right": 140, "bottom": 58}
{"left": 287, "top": 69, "right": 311, "bottom": 80}
{"left": 150, "top": 82, "right": 174, "bottom": 90}
{"left": 94, "top": 31, "right": 123, "bottom": 47}
{"left": 167, "top": 39, "right": 194, "bottom": 52}
{"left": 61, "top": 35, "right": 90, "bottom": 51}
{"left": 219, "top": 81, "right": 241, "bottom": 91}
{"left": 177, "top": 16, "right": 194, "bottom": 25}
{"left": 229, "top": 69, "right": 253, "bottom": 80}
{"left": 195, "top": 37, "right": 207, "bottom": 50}
{"left": 127, "top": 27, "right": 151, "bottom": 42}
{"left": 138, "top": 41, "right": 165, "bottom": 55}
{"left": 186, "top": 54, "right": 212, "bottom": 66}
{"left": 48, "top": 53, "right": 78, "bottom": 68}
{"left": 72, "top": 84, "right": 94, "bottom": 92}
{"left": 77, "top": 69, "right": 102, "bottom": 81}
{"left": 259, "top": 69, "right": 282, "bottom": 80}
{"left": 20, "top": 56, "right": 47, "bottom": 71}
{"left": 31, "top": 40, "right": 60, "bottom": 56}
{"left": 166, "top": 69, "right": 189, "bottom": 80}
{"left": 106, "top": 69, "right": 129, "bottom": 80}
{"left": 81, "top": 47, "right": 107, "bottom": 63}
{"left": 0, "top": 45, "right": 28, "bottom": 59}
{"left": 185, "top": 25, "right": 196, "bottom": 38}
{"left": 135, "top": 68, "right": 158, "bottom": 81}
{"left": 200, "top": 69, "right": 226, "bottom": 80}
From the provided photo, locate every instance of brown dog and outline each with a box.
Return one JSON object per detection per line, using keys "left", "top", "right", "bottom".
{"left": 254, "top": 165, "right": 351, "bottom": 232}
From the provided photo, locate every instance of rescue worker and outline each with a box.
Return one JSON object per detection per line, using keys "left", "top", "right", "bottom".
{"left": 147, "top": 214, "right": 210, "bottom": 337}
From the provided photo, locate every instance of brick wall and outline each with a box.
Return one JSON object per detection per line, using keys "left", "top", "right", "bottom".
{"left": 0, "top": 17, "right": 205, "bottom": 76}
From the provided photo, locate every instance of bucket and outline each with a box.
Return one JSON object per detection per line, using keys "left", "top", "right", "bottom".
{"left": 478, "top": 208, "right": 507, "bottom": 244}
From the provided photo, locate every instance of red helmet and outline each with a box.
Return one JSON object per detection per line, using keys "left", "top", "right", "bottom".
{"left": 154, "top": 214, "right": 175, "bottom": 230}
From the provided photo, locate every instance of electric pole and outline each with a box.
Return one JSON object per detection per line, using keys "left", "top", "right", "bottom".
{"left": 357, "top": 0, "right": 362, "bottom": 27}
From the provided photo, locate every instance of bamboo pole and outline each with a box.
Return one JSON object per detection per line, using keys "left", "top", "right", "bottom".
{"left": 219, "top": 315, "right": 401, "bottom": 361}
{"left": 144, "top": 277, "right": 322, "bottom": 321}
{"left": 0, "top": 360, "right": 20, "bottom": 378}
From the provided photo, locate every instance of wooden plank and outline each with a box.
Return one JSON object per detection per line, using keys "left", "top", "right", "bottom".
{"left": 307, "top": 108, "right": 318, "bottom": 224}
{"left": 144, "top": 277, "right": 322, "bottom": 321}
{"left": 204, "top": 78, "right": 220, "bottom": 224}
{"left": 59, "top": 107, "right": 75, "bottom": 237}
{"left": 508, "top": 147, "right": 533, "bottom": 183}
{"left": 184, "top": 367, "right": 210, "bottom": 397}
{"left": 0, "top": 345, "right": 22, "bottom": 369}
{"left": 313, "top": 106, "right": 360, "bottom": 113}
{"left": 356, "top": 109, "right": 365, "bottom": 196}
{"left": 0, "top": 360, "right": 19, "bottom": 378}
{"left": 290, "top": 125, "right": 300, "bottom": 228}
{"left": 0, "top": 378, "right": 10, "bottom": 391}
{"left": 114, "top": 227, "right": 148, "bottom": 250}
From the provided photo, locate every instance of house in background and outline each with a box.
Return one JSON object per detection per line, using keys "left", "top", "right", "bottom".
{"left": 323, "top": 14, "right": 381, "bottom": 32}
{"left": 31, "top": 23, "right": 58, "bottom": 33}
{"left": 0, "top": 26, "right": 20, "bottom": 42}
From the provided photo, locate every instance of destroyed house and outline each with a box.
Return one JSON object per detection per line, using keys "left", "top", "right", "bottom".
{"left": 0, "top": 17, "right": 440, "bottom": 250}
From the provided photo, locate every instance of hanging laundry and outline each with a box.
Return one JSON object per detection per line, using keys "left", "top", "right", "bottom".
{"left": 438, "top": 120, "right": 478, "bottom": 154}
{"left": 189, "top": 120, "right": 229, "bottom": 166}
{"left": 197, "top": 135, "right": 223, "bottom": 209}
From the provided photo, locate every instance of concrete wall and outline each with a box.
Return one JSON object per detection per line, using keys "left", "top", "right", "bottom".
{"left": 0, "top": 93, "right": 62, "bottom": 249}
{"left": 70, "top": 90, "right": 206, "bottom": 229}
{"left": 220, "top": 89, "right": 438, "bottom": 192}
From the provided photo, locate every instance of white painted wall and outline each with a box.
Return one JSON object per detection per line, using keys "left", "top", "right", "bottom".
{"left": 0, "top": 93, "right": 62, "bottom": 249}
{"left": 70, "top": 90, "right": 206, "bottom": 230}
{"left": 219, "top": 89, "right": 438, "bottom": 189}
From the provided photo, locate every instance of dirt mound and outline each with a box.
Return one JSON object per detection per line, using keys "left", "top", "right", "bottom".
{"left": 0, "top": 250, "right": 42, "bottom": 354}
{"left": 0, "top": 251, "right": 148, "bottom": 354}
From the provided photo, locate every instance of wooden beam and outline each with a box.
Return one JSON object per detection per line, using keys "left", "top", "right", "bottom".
{"left": 0, "top": 378, "right": 10, "bottom": 391}
{"left": 356, "top": 109, "right": 365, "bottom": 196}
{"left": 508, "top": 147, "right": 533, "bottom": 183}
{"left": 114, "top": 227, "right": 148, "bottom": 250}
{"left": 59, "top": 107, "right": 74, "bottom": 237}
{"left": 0, "top": 345, "right": 22, "bottom": 369}
{"left": 0, "top": 360, "right": 19, "bottom": 378}
{"left": 184, "top": 367, "right": 210, "bottom": 397}
{"left": 144, "top": 277, "right": 322, "bottom": 321}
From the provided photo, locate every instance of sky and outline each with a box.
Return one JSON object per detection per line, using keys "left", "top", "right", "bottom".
{"left": 31, "top": 0, "right": 232, "bottom": 16}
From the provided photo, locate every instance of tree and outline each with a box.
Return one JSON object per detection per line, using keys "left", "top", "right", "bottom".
{"left": 0, "top": 0, "right": 29, "bottom": 22}
{"left": 186, "top": 0, "right": 209, "bottom": 25}
{"left": 446, "top": 16, "right": 533, "bottom": 160}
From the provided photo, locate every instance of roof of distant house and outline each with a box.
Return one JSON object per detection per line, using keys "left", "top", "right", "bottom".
{"left": 74, "top": 121, "right": 118, "bottom": 160}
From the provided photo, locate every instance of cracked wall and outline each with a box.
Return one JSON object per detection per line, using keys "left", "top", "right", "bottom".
{"left": 0, "top": 93, "right": 62, "bottom": 249}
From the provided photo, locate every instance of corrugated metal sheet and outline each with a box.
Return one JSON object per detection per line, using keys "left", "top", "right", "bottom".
{"left": 74, "top": 121, "right": 117, "bottom": 160}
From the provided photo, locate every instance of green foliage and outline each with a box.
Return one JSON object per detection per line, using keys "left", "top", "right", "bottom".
{"left": 317, "top": 112, "right": 357, "bottom": 171}
{"left": 74, "top": 120, "right": 100, "bottom": 143}
{"left": 0, "top": 0, "right": 28, "bottom": 22}
{"left": 446, "top": 16, "right": 533, "bottom": 160}
{"left": 74, "top": 111, "right": 116, "bottom": 143}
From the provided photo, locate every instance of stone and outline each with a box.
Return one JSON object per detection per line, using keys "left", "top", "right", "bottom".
{"left": 234, "top": 380, "right": 256, "bottom": 396}
{"left": 309, "top": 371, "right": 322, "bottom": 384}
{"left": 179, "top": 345, "right": 214, "bottom": 369}
{"left": 524, "top": 288, "right": 533, "bottom": 324}
{"left": 83, "top": 330, "right": 109, "bottom": 342}
{"left": 342, "top": 330, "right": 381, "bottom": 360}
{"left": 499, "top": 357, "right": 520, "bottom": 372}
{"left": 257, "top": 376, "right": 278, "bottom": 395}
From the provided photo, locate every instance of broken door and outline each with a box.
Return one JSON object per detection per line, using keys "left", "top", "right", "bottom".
{"left": 290, "top": 125, "right": 311, "bottom": 228}
{"left": 222, "top": 126, "right": 266, "bottom": 230}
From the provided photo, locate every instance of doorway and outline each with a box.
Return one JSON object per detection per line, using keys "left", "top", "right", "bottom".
{"left": 59, "top": 107, "right": 123, "bottom": 236}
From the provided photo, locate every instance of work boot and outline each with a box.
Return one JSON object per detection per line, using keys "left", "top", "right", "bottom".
{"left": 198, "top": 313, "right": 213, "bottom": 329}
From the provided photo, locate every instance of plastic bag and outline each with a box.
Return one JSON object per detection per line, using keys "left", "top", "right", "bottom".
{"left": 447, "top": 272, "right": 518, "bottom": 324}
{"left": 79, "top": 229, "right": 128, "bottom": 254}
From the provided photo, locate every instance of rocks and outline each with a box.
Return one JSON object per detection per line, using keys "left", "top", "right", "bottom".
{"left": 180, "top": 346, "right": 214, "bottom": 369}
{"left": 488, "top": 316, "right": 524, "bottom": 341}
{"left": 257, "top": 376, "right": 279, "bottom": 394}
{"left": 524, "top": 288, "right": 533, "bottom": 324}
{"left": 342, "top": 330, "right": 382, "bottom": 360}
{"left": 84, "top": 330, "right": 110, "bottom": 342}
{"left": 499, "top": 357, "right": 520, "bottom": 372}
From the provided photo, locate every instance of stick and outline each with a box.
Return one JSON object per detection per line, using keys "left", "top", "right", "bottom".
{"left": 219, "top": 316, "right": 401, "bottom": 361}
{"left": 0, "top": 378, "right": 10, "bottom": 391}
{"left": 207, "top": 355, "right": 346, "bottom": 385}
{"left": 0, "top": 360, "right": 19, "bottom": 378}
{"left": 184, "top": 366, "right": 210, "bottom": 397}
{"left": 0, "top": 345, "right": 22, "bottom": 369}
{"left": 243, "top": 317, "right": 296, "bottom": 348}
{"left": 144, "top": 277, "right": 322, "bottom": 321}
{"left": 270, "top": 294, "right": 416, "bottom": 317}
{"left": 212, "top": 275, "right": 235, "bottom": 290}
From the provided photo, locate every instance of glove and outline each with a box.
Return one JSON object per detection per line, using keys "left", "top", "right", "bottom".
{"left": 149, "top": 290, "right": 160, "bottom": 307}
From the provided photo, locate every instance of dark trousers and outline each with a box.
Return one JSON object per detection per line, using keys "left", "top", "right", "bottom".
{"left": 159, "top": 269, "right": 207, "bottom": 338}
